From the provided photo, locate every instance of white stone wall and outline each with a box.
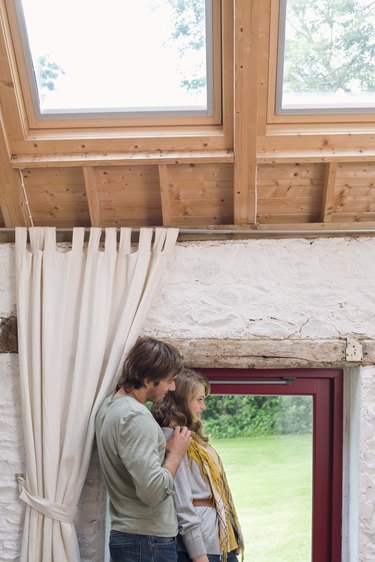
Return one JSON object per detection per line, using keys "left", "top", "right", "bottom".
{"left": 360, "top": 367, "right": 375, "bottom": 561}
{"left": 144, "top": 237, "right": 375, "bottom": 340}
{"left": 1, "top": 237, "right": 375, "bottom": 561}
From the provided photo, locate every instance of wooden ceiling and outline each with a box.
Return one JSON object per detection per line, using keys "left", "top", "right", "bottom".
{"left": 1, "top": 0, "right": 375, "bottom": 237}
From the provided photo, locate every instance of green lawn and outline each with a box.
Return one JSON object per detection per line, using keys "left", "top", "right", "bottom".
{"left": 211, "top": 434, "right": 312, "bottom": 562}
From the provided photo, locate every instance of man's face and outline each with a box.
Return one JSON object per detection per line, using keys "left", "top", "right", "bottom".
{"left": 145, "top": 373, "right": 176, "bottom": 404}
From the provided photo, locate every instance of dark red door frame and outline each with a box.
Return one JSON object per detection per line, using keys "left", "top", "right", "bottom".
{"left": 199, "top": 368, "right": 343, "bottom": 562}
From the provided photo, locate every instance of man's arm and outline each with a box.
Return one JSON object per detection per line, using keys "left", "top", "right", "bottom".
{"left": 117, "top": 412, "right": 189, "bottom": 506}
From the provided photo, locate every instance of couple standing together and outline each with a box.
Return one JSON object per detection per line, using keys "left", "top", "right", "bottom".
{"left": 95, "top": 337, "right": 244, "bottom": 562}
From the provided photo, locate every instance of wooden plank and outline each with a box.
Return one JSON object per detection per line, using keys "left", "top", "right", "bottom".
{"left": 257, "top": 146, "right": 375, "bottom": 163}
{"left": 169, "top": 183, "right": 233, "bottom": 199}
{"left": 257, "top": 162, "right": 325, "bottom": 180}
{"left": 99, "top": 189, "right": 161, "bottom": 204}
{"left": 252, "top": 221, "right": 375, "bottom": 231}
{"left": 100, "top": 201, "right": 162, "bottom": 223}
{"left": 21, "top": 167, "right": 85, "bottom": 186}
{"left": 11, "top": 150, "right": 235, "bottom": 168}
{"left": 83, "top": 167, "right": 101, "bottom": 226}
{"left": 257, "top": 0, "right": 272, "bottom": 134}
{"left": 234, "top": 0, "right": 258, "bottom": 224}
{"left": 167, "top": 163, "right": 233, "bottom": 181}
{"left": 95, "top": 166, "right": 159, "bottom": 184}
{"left": 266, "top": 0, "right": 281, "bottom": 125}
{"left": 0, "top": 114, "right": 28, "bottom": 226}
{"left": 333, "top": 200, "right": 375, "bottom": 213}
{"left": 258, "top": 213, "right": 320, "bottom": 224}
{"left": 171, "top": 197, "right": 232, "bottom": 211}
{"left": 330, "top": 213, "right": 375, "bottom": 222}
{"left": 221, "top": 0, "right": 234, "bottom": 146}
{"left": 335, "top": 162, "right": 375, "bottom": 179}
{"left": 99, "top": 190, "right": 161, "bottom": 205}
{"left": 30, "top": 201, "right": 90, "bottom": 222}
{"left": 258, "top": 180, "right": 322, "bottom": 199}
{"left": 258, "top": 197, "right": 321, "bottom": 209}
{"left": 334, "top": 181, "right": 375, "bottom": 191}
{"left": 320, "top": 162, "right": 338, "bottom": 222}
{"left": 158, "top": 164, "right": 171, "bottom": 226}
{"left": 335, "top": 184, "right": 374, "bottom": 200}
{"left": 0, "top": 2, "right": 26, "bottom": 141}
{"left": 31, "top": 217, "right": 91, "bottom": 227}
{"left": 167, "top": 215, "right": 234, "bottom": 226}
{"left": 26, "top": 189, "right": 87, "bottom": 204}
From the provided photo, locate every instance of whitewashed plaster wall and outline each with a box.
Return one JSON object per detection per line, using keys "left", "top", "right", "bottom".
{"left": 144, "top": 237, "right": 375, "bottom": 340}
{"left": 1, "top": 237, "right": 375, "bottom": 562}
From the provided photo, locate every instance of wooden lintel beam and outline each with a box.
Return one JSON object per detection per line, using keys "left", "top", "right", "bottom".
{"left": 166, "top": 338, "right": 375, "bottom": 368}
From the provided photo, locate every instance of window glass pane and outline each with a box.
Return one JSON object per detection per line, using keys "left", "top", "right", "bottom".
{"left": 207, "top": 395, "right": 313, "bottom": 562}
{"left": 278, "top": 0, "right": 375, "bottom": 113}
{"left": 17, "top": 0, "right": 210, "bottom": 116}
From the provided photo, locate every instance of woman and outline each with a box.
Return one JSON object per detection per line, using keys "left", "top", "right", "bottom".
{"left": 152, "top": 369, "right": 244, "bottom": 562}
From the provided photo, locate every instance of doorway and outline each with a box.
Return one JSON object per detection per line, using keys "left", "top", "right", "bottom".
{"left": 200, "top": 368, "right": 343, "bottom": 562}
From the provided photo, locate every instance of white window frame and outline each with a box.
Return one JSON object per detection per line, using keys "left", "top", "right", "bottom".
{"left": 267, "top": 0, "right": 375, "bottom": 126}
{"left": 4, "top": 0, "right": 225, "bottom": 131}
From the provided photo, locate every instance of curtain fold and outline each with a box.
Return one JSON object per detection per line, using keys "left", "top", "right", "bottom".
{"left": 15, "top": 226, "right": 178, "bottom": 562}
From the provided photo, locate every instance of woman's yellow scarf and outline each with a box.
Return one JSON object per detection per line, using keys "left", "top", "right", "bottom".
{"left": 188, "top": 435, "right": 244, "bottom": 562}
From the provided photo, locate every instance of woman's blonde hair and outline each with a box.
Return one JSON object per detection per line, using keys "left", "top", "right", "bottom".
{"left": 152, "top": 368, "right": 210, "bottom": 440}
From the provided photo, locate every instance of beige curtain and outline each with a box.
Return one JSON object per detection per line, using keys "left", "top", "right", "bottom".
{"left": 15, "top": 226, "right": 178, "bottom": 562}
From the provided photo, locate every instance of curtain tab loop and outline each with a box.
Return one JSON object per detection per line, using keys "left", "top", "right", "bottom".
{"left": 16, "top": 475, "right": 77, "bottom": 524}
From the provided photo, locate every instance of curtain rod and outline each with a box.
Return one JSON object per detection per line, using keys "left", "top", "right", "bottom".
{"left": 1, "top": 226, "right": 375, "bottom": 243}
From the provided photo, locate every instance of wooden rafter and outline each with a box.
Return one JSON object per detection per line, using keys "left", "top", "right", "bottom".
{"left": 83, "top": 166, "right": 101, "bottom": 226}
{"left": 158, "top": 164, "right": 171, "bottom": 226}
{"left": 321, "top": 162, "right": 338, "bottom": 222}
{"left": 0, "top": 116, "right": 27, "bottom": 226}
{"left": 234, "top": 0, "right": 259, "bottom": 225}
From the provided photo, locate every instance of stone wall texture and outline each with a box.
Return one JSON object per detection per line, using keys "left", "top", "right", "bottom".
{"left": 1, "top": 237, "right": 375, "bottom": 561}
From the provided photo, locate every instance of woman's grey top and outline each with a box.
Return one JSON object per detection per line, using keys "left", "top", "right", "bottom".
{"left": 163, "top": 427, "right": 221, "bottom": 558}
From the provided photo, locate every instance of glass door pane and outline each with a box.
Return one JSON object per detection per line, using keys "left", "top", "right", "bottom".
{"left": 206, "top": 395, "right": 313, "bottom": 562}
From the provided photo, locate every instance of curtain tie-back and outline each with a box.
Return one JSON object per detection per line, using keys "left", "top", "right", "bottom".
{"left": 17, "top": 475, "right": 77, "bottom": 523}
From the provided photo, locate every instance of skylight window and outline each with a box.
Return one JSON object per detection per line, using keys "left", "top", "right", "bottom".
{"left": 16, "top": 0, "right": 212, "bottom": 118}
{"left": 276, "top": 0, "right": 375, "bottom": 114}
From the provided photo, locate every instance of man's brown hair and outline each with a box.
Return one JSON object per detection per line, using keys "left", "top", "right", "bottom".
{"left": 117, "top": 337, "right": 184, "bottom": 391}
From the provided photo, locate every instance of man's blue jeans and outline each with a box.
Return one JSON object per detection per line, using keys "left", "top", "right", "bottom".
{"left": 109, "top": 530, "right": 177, "bottom": 562}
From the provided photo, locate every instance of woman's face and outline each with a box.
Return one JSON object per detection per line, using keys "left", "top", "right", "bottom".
{"left": 188, "top": 383, "right": 207, "bottom": 422}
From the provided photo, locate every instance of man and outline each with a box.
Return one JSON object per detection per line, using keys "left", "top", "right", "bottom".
{"left": 95, "top": 337, "right": 191, "bottom": 562}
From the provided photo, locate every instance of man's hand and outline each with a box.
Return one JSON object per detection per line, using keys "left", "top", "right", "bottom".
{"left": 167, "top": 426, "right": 191, "bottom": 455}
{"left": 163, "top": 426, "right": 191, "bottom": 476}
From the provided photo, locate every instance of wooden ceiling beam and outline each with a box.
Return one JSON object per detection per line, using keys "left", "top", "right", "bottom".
{"left": 320, "top": 162, "right": 338, "bottom": 223}
{"left": 0, "top": 116, "right": 28, "bottom": 226}
{"left": 82, "top": 166, "right": 101, "bottom": 226}
{"left": 257, "top": 149, "right": 375, "bottom": 163}
{"left": 234, "top": 0, "right": 260, "bottom": 225}
{"left": 158, "top": 165, "right": 171, "bottom": 226}
{"left": 10, "top": 150, "right": 234, "bottom": 169}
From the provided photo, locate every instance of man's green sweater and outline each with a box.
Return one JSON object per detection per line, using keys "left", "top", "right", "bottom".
{"left": 95, "top": 394, "right": 178, "bottom": 536}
